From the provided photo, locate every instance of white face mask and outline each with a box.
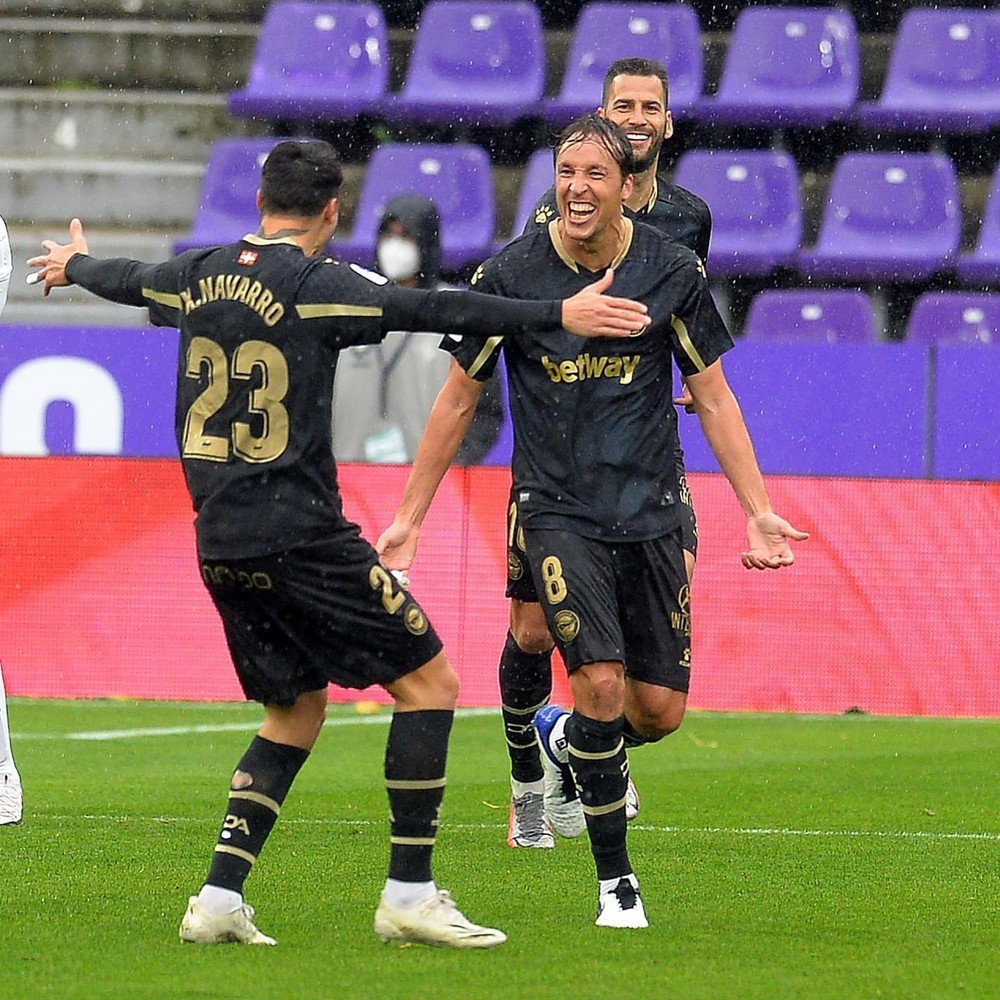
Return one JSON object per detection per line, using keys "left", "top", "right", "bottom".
{"left": 376, "top": 236, "right": 421, "bottom": 282}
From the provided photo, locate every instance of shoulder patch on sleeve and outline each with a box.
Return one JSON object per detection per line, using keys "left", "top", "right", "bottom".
{"left": 349, "top": 262, "right": 389, "bottom": 285}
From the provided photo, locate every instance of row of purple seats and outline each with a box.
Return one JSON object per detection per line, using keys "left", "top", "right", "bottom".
{"left": 227, "top": 3, "right": 1000, "bottom": 135}
{"left": 174, "top": 139, "right": 1000, "bottom": 285}
{"left": 173, "top": 138, "right": 496, "bottom": 270}
{"left": 679, "top": 149, "right": 1000, "bottom": 286}
{"left": 743, "top": 289, "right": 1000, "bottom": 345}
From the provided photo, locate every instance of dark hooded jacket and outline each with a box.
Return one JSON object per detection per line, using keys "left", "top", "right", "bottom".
{"left": 332, "top": 195, "right": 502, "bottom": 464}
{"left": 377, "top": 195, "right": 443, "bottom": 290}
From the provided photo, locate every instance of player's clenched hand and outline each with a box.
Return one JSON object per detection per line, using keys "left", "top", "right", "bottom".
{"left": 26, "top": 217, "right": 89, "bottom": 296}
{"left": 375, "top": 519, "right": 421, "bottom": 572}
{"left": 741, "top": 512, "right": 810, "bottom": 570}
{"left": 561, "top": 268, "right": 650, "bottom": 339}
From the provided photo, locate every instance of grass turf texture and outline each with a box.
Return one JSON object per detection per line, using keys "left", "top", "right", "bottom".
{"left": 1, "top": 700, "right": 998, "bottom": 1000}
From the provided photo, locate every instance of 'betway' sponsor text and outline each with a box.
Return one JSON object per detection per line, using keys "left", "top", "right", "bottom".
{"left": 541, "top": 354, "right": 640, "bottom": 385}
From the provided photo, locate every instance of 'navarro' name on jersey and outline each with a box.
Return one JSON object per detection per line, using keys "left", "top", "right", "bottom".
{"left": 177, "top": 273, "right": 286, "bottom": 326}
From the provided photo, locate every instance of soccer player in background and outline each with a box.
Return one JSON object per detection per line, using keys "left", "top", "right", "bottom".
{"left": 514, "top": 56, "right": 713, "bottom": 841}
{"left": 0, "top": 216, "right": 24, "bottom": 827}
{"left": 378, "top": 116, "right": 807, "bottom": 928}
{"left": 379, "top": 58, "right": 713, "bottom": 848}
{"left": 26, "top": 139, "right": 649, "bottom": 947}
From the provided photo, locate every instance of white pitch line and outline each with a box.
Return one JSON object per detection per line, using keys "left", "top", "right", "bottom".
{"left": 41, "top": 814, "right": 1000, "bottom": 842}
{"left": 17, "top": 707, "right": 499, "bottom": 742}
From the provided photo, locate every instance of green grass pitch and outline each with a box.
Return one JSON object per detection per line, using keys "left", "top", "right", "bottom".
{"left": 1, "top": 699, "right": 998, "bottom": 1000}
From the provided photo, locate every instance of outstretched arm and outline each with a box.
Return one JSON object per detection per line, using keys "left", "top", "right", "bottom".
{"left": 376, "top": 360, "right": 485, "bottom": 571}
{"left": 686, "top": 359, "right": 809, "bottom": 569}
{"left": 385, "top": 269, "right": 648, "bottom": 342}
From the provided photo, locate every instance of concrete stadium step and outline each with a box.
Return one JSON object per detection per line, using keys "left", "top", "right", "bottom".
{"left": 0, "top": 155, "right": 205, "bottom": 226}
{"left": 0, "top": 0, "right": 268, "bottom": 19}
{"left": 0, "top": 88, "right": 265, "bottom": 160}
{"left": 0, "top": 15, "right": 258, "bottom": 91}
{"left": 4, "top": 225, "right": 179, "bottom": 327}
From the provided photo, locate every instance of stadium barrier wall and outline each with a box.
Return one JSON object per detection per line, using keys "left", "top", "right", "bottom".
{"left": 1, "top": 457, "right": 998, "bottom": 717}
{"left": 3, "top": 325, "right": 1000, "bottom": 480}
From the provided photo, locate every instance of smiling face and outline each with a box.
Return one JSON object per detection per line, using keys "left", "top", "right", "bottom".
{"left": 600, "top": 73, "right": 673, "bottom": 175}
{"left": 555, "top": 134, "right": 633, "bottom": 257}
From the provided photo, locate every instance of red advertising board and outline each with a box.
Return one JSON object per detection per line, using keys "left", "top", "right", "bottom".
{"left": 1, "top": 458, "right": 998, "bottom": 716}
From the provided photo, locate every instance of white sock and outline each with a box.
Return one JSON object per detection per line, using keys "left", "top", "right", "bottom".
{"left": 196, "top": 884, "right": 243, "bottom": 915}
{"left": 599, "top": 872, "right": 638, "bottom": 895}
{"left": 382, "top": 878, "right": 436, "bottom": 909}
{"left": 511, "top": 777, "right": 544, "bottom": 797}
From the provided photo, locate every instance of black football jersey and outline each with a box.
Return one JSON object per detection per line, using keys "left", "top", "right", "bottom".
{"left": 526, "top": 174, "right": 712, "bottom": 262}
{"left": 65, "top": 238, "right": 562, "bottom": 558}
{"left": 449, "top": 219, "right": 733, "bottom": 540}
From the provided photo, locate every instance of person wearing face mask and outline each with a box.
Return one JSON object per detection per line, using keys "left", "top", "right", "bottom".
{"left": 332, "top": 195, "right": 503, "bottom": 464}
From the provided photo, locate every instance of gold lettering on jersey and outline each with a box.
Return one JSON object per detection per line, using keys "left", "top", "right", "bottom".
{"left": 181, "top": 274, "right": 286, "bottom": 327}
{"left": 541, "top": 354, "right": 640, "bottom": 385}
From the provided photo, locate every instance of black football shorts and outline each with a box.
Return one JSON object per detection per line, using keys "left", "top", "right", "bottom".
{"left": 200, "top": 530, "right": 443, "bottom": 706}
{"left": 522, "top": 526, "right": 692, "bottom": 692}
{"left": 505, "top": 481, "right": 697, "bottom": 603}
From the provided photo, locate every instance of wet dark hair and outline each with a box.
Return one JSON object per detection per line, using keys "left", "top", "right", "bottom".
{"left": 601, "top": 57, "right": 669, "bottom": 107}
{"left": 260, "top": 140, "right": 344, "bottom": 217}
{"left": 553, "top": 114, "right": 636, "bottom": 181}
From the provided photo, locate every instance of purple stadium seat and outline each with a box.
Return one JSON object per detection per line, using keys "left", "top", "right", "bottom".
{"left": 173, "top": 139, "right": 283, "bottom": 254}
{"left": 332, "top": 143, "right": 495, "bottom": 271}
{"left": 905, "top": 293, "right": 1000, "bottom": 346}
{"left": 697, "top": 6, "right": 859, "bottom": 128}
{"left": 543, "top": 3, "right": 703, "bottom": 126}
{"left": 957, "top": 165, "right": 1000, "bottom": 286}
{"left": 227, "top": 3, "right": 388, "bottom": 121}
{"left": 672, "top": 149, "right": 802, "bottom": 277}
{"left": 493, "top": 147, "right": 553, "bottom": 253}
{"left": 858, "top": 9, "right": 1000, "bottom": 135}
{"left": 742, "top": 289, "right": 878, "bottom": 342}
{"left": 797, "top": 152, "right": 960, "bottom": 283}
{"left": 381, "top": 1, "right": 545, "bottom": 128}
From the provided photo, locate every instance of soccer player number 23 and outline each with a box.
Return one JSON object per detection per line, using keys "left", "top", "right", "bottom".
{"left": 182, "top": 336, "right": 290, "bottom": 464}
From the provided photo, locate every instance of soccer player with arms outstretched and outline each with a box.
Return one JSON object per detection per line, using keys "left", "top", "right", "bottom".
{"left": 26, "top": 139, "right": 649, "bottom": 947}
{"left": 378, "top": 117, "right": 807, "bottom": 927}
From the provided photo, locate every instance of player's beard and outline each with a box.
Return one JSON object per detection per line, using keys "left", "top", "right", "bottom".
{"left": 632, "top": 132, "right": 664, "bottom": 175}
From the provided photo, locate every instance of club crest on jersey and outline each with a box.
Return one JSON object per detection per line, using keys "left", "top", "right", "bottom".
{"left": 553, "top": 610, "right": 580, "bottom": 643}
{"left": 404, "top": 603, "right": 428, "bottom": 636}
{"left": 237, "top": 249, "right": 259, "bottom": 267}
{"left": 507, "top": 553, "right": 524, "bottom": 580}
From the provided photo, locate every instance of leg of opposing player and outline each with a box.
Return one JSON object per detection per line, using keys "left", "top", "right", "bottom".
{"left": 0, "top": 660, "right": 23, "bottom": 826}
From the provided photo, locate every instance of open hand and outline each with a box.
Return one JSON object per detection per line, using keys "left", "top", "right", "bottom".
{"left": 26, "top": 217, "right": 89, "bottom": 295}
{"left": 741, "top": 512, "right": 810, "bottom": 570}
